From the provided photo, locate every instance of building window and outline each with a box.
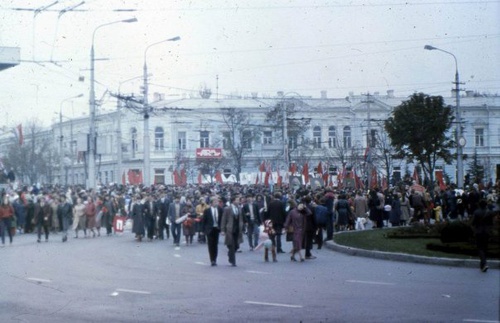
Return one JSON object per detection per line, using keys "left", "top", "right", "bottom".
{"left": 178, "top": 131, "right": 186, "bottom": 150}
{"left": 200, "top": 131, "right": 209, "bottom": 148}
{"left": 154, "top": 127, "right": 164, "bottom": 151}
{"left": 242, "top": 130, "right": 252, "bottom": 149}
{"left": 343, "top": 126, "right": 351, "bottom": 149}
{"left": 289, "top": 135, "right": 298, "bottom": 150}
{"left": 263, "top": 131, "right": 272, "bottom": 145}
{"left": 328, "top": 126, "right": 336, "bottom": 148}
{"left": 313, "top": 126, "right": 322, "bottom": 149}
{"left": 131, "top": 127, "right": 138, "bottom": 158}
{"left": 222, "top": 131, "right": 231, "bottom": 149}
{"left": 154, "top": 168, "right": 165, "bottom": 184}
{"left": 475, "top": 128, "right": 484, "bottom": 147}
{"left": 368, "top": 129, "right": 378, "bottom": 148}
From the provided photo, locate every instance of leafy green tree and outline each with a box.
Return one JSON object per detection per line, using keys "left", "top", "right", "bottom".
{"left": 384, "top": 93, "right": 455, "bottom": 188}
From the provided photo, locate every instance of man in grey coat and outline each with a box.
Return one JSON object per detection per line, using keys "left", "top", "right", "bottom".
{"left": 221, "top": 195, "right": 244, "bottom": 266}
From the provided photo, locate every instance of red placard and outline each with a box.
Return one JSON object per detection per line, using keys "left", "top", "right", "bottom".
{"left": 196, "top": 148, "right": 222, "bottom": 158}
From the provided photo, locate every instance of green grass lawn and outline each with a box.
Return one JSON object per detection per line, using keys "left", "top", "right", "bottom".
{"left": 333, "top": 228, "right": 481, "bottom": 260}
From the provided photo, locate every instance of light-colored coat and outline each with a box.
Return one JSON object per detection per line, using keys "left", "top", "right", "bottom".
{"left": 221, "top": 205, "right": 244, "bottom": 246}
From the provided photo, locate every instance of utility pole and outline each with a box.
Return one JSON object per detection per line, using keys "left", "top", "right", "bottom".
{"left": 362, "top": 92, "right": 374, "bottom": 188}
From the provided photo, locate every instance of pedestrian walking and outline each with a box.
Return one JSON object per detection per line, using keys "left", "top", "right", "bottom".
{"left": 0, "top": 193, "right": 15, "bottom": 246}
{"left": 34, "top": 196, "right": 52, "bottom": 242}
{"left": 221, "top": 195, "right": 244, "bottom": 267}
{"left": 202, "top": 197, "right": 222, "bottom": 266}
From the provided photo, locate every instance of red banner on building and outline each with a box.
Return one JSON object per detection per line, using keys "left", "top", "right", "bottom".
{"left": 196, "top": 148, "right": 222, "bottom": 158}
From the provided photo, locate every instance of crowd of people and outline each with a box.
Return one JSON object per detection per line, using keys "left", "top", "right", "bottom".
{"left": 0, "top": 180, "right": 497, "bottom": 269}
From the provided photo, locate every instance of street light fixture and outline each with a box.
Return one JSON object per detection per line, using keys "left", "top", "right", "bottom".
{"left": 60, "top": 94, "right": 83, "bottom": 186}
{"left": 424, "top": 45, "right": 464, "bottom": 188}
{"left": 142, "top": 36, "right": 181, "bottom": 187}
{"left": 88, "top": 17, "right": 137, "bottom": 189}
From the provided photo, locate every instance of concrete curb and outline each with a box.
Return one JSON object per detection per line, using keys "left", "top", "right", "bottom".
{"left": 325, "top": 239, "right": 500, "bottom": 269}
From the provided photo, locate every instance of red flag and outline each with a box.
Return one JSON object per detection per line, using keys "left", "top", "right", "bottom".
{"left": 259, "top": 161, "right": 266, "bottom": 172}
{"left": 180, "top": 168, "right": 187, "bottom": 186}
{"left": 215, "top": 170, "right": 223, "bottom": 184}
{"left": 413, "top": 167, "right": 420, "bottom": 185}
{"left": 277, "top": 167, "right": 282, "bottom": 187}
{"left": 317, "top": 161, "right": 323, "bottom": 175}
{"left": 381, "top": 176, "right": 388, "bottom": 190}
{"left": 289, "top": 162, "right": 297, "bottom": 175}
{"left": 173, "top": 170, "right": 180, "bottom": 185}
{"left": 13, "top": 123, "right": 23, "bottom": 146}
{"left": 302, "top": 162, "right": 309, "bottom": 185}
{"left": 435, "top": 170, "right": 446, "bottom": 190}
{"left": 370, "top": 168, "right": 378, "bottom": 189}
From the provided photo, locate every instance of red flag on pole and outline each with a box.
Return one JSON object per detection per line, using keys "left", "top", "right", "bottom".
{"left": 370, "top": 168, "right": 378, "bottom": 189}
{"left": 215, "top": 170, "right": 223, "bottom": 184}
{"left": 302, "top": 162, "right": 309, "bottom": 185}
{"left": 13, "top": 123, "right": 23, "bottom": 146}
{"left": 289, "top": 162, "right": 297, "bottom": 175}
{"left": 412, "top": 167, "right": 420, "bottom": 185}
{"left": 317, "top": 161, "right": 323, "bottom": 175}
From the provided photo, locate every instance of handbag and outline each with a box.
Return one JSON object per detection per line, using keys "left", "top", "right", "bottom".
{"left": 286, "top": 225, "right": 294, "bottom": 241}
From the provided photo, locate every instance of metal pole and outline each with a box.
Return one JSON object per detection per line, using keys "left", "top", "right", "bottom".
{"left": 143, "top": 58, "right": 150, "bottom": 187}
{"left": 424, "top": 45, "right": 463, "bottom": 188}
{"left": 455, "top": 67, "right": 464, "bottom": 188}
{"left": 59, "top": 111, "right": 63, "bottom": 185}
{"left": 142, "top": 36, "right": 180, "bottom": 187}
{"left": 88, "top": 18, "right": 137, "bottom": 189}
{"left": 89, "top": 42, "right": 96, "bottom": 189}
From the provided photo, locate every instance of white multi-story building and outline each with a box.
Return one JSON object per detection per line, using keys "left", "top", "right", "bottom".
{"left": 2, "top": 90, "right": 499, "bottom": 188}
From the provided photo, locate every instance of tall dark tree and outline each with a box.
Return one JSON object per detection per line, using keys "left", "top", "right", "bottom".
{"left": 384, "top": 93, "right": 455, "bottom": 188}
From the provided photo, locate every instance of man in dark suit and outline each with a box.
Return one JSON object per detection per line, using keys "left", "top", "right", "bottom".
{"left": 157, "top": 192, "right": 170, "bottom": 240}
{"left": 168, "top": 195, "right": 185, "bottom": 247}
{"left": 202, "top": 197, "right": 222, "bottom": 266}
{"left": 143, "top": 195, "right": 158, "bottom": 241}
{"left": 221, "top": 195, "right": 244, "bottom": 267}
{"left": 242, "top": 194, "right": 261, "bottom": 251}
{"left": 267, "top": 192, "right": 287, "bottom": 253}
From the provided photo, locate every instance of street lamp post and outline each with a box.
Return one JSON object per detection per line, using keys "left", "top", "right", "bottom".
{"left": 142, "top": 36, "right": 180, "bottom": 187}
{"left": 88, "top": 17, "right": 137, "bottom": 189}
{"left": 60, "top": 94, "right": 83, "bottom": 186}
{"left": 424, "top": 45, "right": 464, "bottom": 188}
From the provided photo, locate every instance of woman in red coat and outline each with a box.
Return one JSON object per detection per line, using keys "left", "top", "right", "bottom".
{"left": 284, "top": 203, "right": 311, "bottom": 262}
{"left": 0, "top": 194, "right": 15, "bottom": 246}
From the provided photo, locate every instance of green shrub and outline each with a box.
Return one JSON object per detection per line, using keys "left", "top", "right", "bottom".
{"left": 440, "top": 221, "right": 473, "bottom": 243}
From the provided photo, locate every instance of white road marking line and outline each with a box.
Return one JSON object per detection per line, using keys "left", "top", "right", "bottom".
{"left": 346, "top": 280, "right": 395, "bottom": 286}
{"left": 27, "top": 278, "right": 51, "bottom": 283}
{"left": 463, "top": 319, "right": 500, "bottom": 323}
{"left": 195, "top": 261, "right": 205, "bottom": 265}
{"left": 174, "top": 254, "right": 181, "bottom": 258}
{"left": 115, "top": 288, "right": 151, "bottom": 295}
{"left": 246, "top": 270, "right": 270, "bottom": 275}
{"left": 245, "top": 301, "right": 302, "bottom": 308}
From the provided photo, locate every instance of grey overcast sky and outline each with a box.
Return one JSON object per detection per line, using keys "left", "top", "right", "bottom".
{"left": 0, "top": 0, "right": 499, "bottom": 126}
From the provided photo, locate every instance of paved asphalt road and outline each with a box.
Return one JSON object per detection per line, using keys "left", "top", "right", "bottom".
{"left": 1, "top": 229, "right": 498, "bottom": 323}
